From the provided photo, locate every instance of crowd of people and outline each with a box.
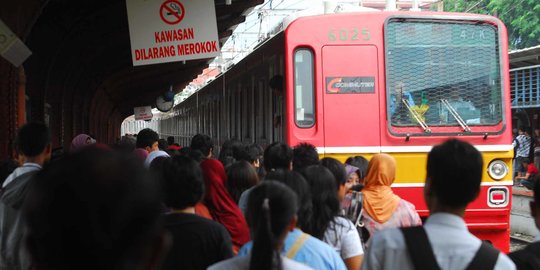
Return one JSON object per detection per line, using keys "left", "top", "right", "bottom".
{"left": 0, "top": 123, "right": 538, "bottom": 269}
{"left": 513, "top": 126, "right": 540, "bottom": 190}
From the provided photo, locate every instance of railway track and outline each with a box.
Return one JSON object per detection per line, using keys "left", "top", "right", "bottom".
{"left": 510, "top": 234, "right": 533, "bottom": 252}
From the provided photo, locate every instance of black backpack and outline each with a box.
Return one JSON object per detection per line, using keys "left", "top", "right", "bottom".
{"left": 401, "top": 226, "right": 499, "bottom": 270}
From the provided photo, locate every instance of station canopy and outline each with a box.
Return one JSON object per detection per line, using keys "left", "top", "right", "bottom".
{"left": 1, "top": 0, "right": 261, "bottom": 118}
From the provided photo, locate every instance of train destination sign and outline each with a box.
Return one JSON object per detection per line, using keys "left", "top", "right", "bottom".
{"left": 326, "top": 76, "right": 375, "bottom": 94}
{"left": 126, "top": 0, "right": 220, "bottom": 66}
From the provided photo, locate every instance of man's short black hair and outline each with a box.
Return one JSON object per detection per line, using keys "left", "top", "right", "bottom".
{"left": 320, "top": 157, "right": 347, "bottom": 186}
{"left": 217, "top": 139, "right": 242, "bottom": 166}
{"left": 136, "top": 128, "right": 159, "bottom": 149}
{"left": 156, "top": 155, "right": 204, "bottom": 209}
{"left": 158, "top": 139, "right": 168, "bottom": 151}
{"left": 190, "top": 134, "right": 214, "bottom": 157}
{"left": 23, "top": 148, "right": 163, "bottom": 269}
{"left": 236, "top": 144, "right": 262, "bottom": 164}
{"left": 427, "top": 139, "right": 483, "bottom": 209}
{"left": 263, "top": 142, "right": 293, "bottom": 171}
{"left": 15, "top": 122, "right": 50, "bottom": 157}
{"left": 518, "top": 126, "right": 531, "bottom": 135}
{"left": 167, "top": 136, "right": 175, "bottom": 146}
{"left": 292, "top": 143, "right": 319, "bottom": 171}
{"left": 269, "top": 75, "right": 284, "bottom": 91}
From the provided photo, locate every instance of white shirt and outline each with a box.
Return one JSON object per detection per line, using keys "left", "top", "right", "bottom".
{"left": 362, "top": 213, "right": 516, "bottom": 270}
{"left": 2, "top": 163, "right": 41, "bottom": 188}
{"left": 208, "top": 254, "right": 312, "bottom": 270}
{"left": 323, "top": 216, "right": 364, "bottom": 259}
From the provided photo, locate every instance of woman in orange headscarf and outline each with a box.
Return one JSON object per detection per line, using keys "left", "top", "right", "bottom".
{"left": 361, "top": 153, "right": 421, "bottom": 237}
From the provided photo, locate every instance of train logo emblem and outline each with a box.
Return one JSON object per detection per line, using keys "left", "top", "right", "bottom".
{"left": 326, "top": 76, "right": 375, "bottom": 94}
{"left": 160, "top": 0, "right": 185, "bottom": 25}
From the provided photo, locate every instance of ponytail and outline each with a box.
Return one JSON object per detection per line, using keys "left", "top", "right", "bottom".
{"left": 249, "top": 198, "right": 282, "bottom": 270}
{"left": 246, "top": 182, "right": 298, "bottom": 270}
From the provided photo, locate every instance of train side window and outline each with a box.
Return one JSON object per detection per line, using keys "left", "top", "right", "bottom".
{"left": 294, "top": 48, "right": 315, "bottom": 128}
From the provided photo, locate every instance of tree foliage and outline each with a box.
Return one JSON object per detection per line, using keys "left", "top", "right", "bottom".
{"left": 442, "top": 0, "right": 540, "bottom": 49}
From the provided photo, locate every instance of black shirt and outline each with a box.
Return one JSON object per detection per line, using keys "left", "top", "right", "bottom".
{"left": 509, "top": 242, "right": 540, "bottom": 270}
{"left": 160, "top": 212, "right": 233, "bottom": 270}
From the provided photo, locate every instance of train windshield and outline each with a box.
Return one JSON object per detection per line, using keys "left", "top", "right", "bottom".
{"left": 384, "top": 18, "right": 503, "bottom": 134}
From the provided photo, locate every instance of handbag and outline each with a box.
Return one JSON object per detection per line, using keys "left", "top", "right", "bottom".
{"left": 343, "top": 190, "right": 370, "bottom": 249}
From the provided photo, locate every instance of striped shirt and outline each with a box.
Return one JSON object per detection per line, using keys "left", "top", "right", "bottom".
{"left": 513, "top": 135, "right": 531, "bottom": 158}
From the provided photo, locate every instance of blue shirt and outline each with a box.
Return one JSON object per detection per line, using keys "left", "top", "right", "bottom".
{"left": 237, "top": 187, "right": 253, "bottom": 214}
{"left": 238, "top": 228, "right": 347, "bottom": 270}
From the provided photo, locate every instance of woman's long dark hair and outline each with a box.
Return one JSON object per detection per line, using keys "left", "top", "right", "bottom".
{"left": 266, "top": 169, "right": 312, "bottom": 230}
{"left": 300, "top": 165, "right": 340, "bottom": 239}
{"left": 226, "top": 161, "right": 259, "bottom": 203}
{"left": 246, "top": 182, "right": 298, "bottom": 270}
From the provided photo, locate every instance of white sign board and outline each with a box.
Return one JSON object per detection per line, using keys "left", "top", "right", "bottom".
{"left": 0, "top": 19, "right": 32, "bottom": 67}
{"left": 126, "top": 0, "right": 220, "bottom": 66}
{"left": 134, "top": 106, "right": 153, "bottom": 121}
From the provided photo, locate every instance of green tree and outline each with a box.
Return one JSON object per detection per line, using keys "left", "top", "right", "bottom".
{"left": 442, "top": 0, "right": 540, "bottom": 49}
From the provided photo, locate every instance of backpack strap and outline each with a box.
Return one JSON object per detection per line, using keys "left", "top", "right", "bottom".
{"left": 401, "top": 226, "right": 441, "bottom": 270}
{"left": 464, "top": 241, "right": 499, "bottom": 270}
{"left": 286, "top": 233, "right": 309, "bottom": 259}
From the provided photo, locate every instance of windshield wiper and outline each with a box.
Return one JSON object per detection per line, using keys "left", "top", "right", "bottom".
{"left": 402, "top": 99, "right": 431, "bottom": 133}
{"left": 441, "top": 99, "right": 471, "bottom": 132}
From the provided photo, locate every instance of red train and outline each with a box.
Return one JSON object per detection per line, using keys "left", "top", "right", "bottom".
{"left": 158, "top": 11, "right": 513, "bottom": 251}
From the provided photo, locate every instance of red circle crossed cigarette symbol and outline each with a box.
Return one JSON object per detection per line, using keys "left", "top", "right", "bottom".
{"left": 160, "top": 0, "right": 185, "bottom": 25}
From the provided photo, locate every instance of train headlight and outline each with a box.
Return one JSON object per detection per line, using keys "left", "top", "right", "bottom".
{"left": 487, "top": 160, "right": 508, "bottom": 180}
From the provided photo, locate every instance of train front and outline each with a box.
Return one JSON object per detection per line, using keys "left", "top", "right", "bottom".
{"left": 284, "top": 11, "right": 512, "bottom": 252}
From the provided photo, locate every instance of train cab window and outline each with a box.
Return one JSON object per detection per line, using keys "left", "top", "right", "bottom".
{"left": 385, "top": 19, "right": 503, "bottom": 134}
{"left": 294, "top": 49, "right": 315, "bottom": 128}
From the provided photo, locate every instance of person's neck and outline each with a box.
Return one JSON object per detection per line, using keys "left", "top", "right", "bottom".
{"left": 23, "top": 155, "right": 46, "bottom": 166}
{"left": 429, "top": 206, "right": 465, "bottom": 218}
{"left": 170, "top": 207, "right": 195, "bottom": 214}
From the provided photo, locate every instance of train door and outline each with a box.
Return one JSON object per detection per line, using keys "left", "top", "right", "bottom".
{"left": 321, "top": 45, "right": 380, "bottom": 152}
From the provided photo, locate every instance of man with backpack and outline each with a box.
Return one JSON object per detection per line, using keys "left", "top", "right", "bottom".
{"left": 361, "top": 139, "right": 515, "bottom": 270}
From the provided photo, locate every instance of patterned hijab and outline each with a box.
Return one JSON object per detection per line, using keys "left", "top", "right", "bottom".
{"left": 362, "top": 153, "right": 401, "bottom": 223}
{"left": 70, "top": 134, "right": 95, "bottom": 152}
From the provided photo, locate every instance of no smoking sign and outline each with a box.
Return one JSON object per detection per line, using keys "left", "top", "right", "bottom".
{"left": 160, "top": 0, "right": 185, "bottom": 25}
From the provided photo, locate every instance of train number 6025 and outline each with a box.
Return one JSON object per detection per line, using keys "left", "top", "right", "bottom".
{"left": 327, "top": 28, "right": 370, "bottom": 41}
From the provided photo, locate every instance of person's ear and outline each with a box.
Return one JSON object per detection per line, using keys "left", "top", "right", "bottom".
{"left": 424, "top": 177, "right": 434, "bottom": 210}
{"left": 45, "top": 144, "right": 52, "bottom": 154}
{"left": 44, "top": 144, "right": 52, "bottom": 160}
{"left": 288, "top": 215, "right": 298, "bottom": 232}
